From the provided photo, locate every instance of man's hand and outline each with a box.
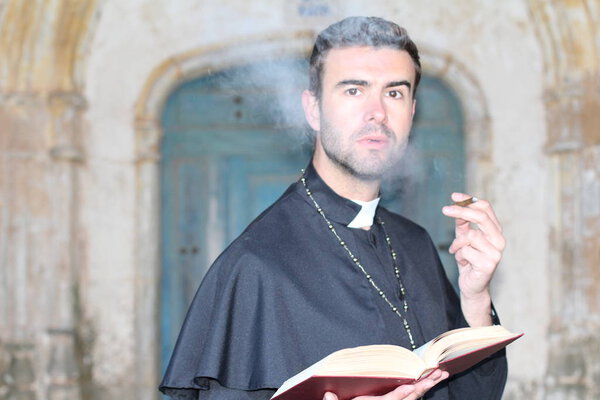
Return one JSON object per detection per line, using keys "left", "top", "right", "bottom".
{"left": 442, "top": 193, "right": 506, "bottom": 327}
{"left": 322, "top": 369, "right": 449, "bottom": 400}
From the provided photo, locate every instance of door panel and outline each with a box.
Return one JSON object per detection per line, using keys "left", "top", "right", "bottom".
{"left": 160, "top": 156, "right": 212, "bottom": 368}
{"left": 220, "top": 155, "right": 307, "bottom": 244}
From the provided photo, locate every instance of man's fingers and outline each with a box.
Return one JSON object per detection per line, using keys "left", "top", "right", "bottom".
{"left": 448, "top": 230, "right": 503, "bottom": 262}
{"left": 455, "top": 245, "right": 501, "bottom": 276}
{"left": 406, "top": 370, "right": 449, "bottom": 399}
{"left": 388, "top": 385, "right": 418, "bottom": 399}
{"left": 443, "top": 207, "right": 505, "bottom": 251}
{"left": 449, "top": 193, "right": 502, "bottom": 232}
{"left": 336, "top": 369, "right": 450, "bottom": 400}
{"left": 351, "top": 384, "right": 415, "bottom": 399}
{"left": 444, "top": 204, "right": 500, "bottom": 236}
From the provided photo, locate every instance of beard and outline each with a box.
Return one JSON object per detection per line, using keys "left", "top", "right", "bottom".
{"left": 319, "top": 118, "right": 407, "bottom": 181}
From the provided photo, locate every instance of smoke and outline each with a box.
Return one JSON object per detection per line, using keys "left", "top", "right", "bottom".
{"left": 208, "top": 57, "right": 313, "bottom": 153}
{"left": 380, "top": 142, "right": 426, "bottom": 203}
{"left": 198, "top": 50, "right": 427, "bottom": 192}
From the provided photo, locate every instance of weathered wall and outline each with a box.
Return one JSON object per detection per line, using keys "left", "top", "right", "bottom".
{"left": 0, "top": 0, "right": 598, "bottom": 399}
{"left": 528, "top": 1, "right": 600, "bottom": 398}
{"left": 0, "top": 1, "right": 99, "bottom": 399}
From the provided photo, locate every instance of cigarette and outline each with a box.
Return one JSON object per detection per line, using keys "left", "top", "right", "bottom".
{"left": 454, "top": 197, "right": 478, "bottom": 207}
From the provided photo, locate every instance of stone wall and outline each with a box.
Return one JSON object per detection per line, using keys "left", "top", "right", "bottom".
{"left": 0, "top": 1, "right": 98, "bottom": 399}
{"left": 0, "top": 1, "right": 598, "bottom": 399}
{"left": 527, "top": 1, "right": 600, "bottom": 398}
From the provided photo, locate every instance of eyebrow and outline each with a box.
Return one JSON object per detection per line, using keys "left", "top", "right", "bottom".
{"left": 335, "top": 79, "right": 412, "bottom": 91}
{"left": 386, "top": 80, "right": 412, "bottom": 91}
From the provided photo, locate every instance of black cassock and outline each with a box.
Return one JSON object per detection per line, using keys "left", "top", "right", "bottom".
{"left": 160, "top": 163, "right": 507, "bottom": 400}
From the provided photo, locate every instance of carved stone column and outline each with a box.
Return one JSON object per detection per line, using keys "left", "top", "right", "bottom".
{"left": 0, "top": 92, "right": 52, "bottom": 400}
{"left": 44, "top": 91, "right": 87, "bottom": 400}
{"left": 0, "top": 90, "right": 87, "bottom": 400}
{"left": 1, "top": 0, "right": 99, "bottom": 398}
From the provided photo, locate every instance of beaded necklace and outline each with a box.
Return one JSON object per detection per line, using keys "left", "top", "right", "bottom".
{"left": 300, "top": 172, "right": 416, "bottom": 350}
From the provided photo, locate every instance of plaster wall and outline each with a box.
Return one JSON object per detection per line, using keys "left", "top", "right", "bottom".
{"left": 81, "top": 0, "right": 549, "bottom": 397}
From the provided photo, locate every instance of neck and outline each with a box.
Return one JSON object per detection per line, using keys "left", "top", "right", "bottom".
{"left": 312, "top": 154, "right": 381, "bottom": 202}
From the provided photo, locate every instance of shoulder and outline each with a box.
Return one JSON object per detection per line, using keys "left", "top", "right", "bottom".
{"left": 377, "top": 206, "right": 430, "bottom": 238}
{"left": 236, "top": 184, "right": 306, "bottom": 246}
{"left": 208, "top": 186, "right": 308, "bottom": 274}
{"left": 376, "top": 206, "right": 440, "bottom": 261}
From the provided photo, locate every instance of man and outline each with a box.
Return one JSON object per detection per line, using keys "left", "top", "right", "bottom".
{"left": 160, "top": 16, "right": 508, "bottom": 400}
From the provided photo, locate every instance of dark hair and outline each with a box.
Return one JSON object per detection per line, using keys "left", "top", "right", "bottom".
{"left": 309, "top": 16, "right": 422, "bottom": 99}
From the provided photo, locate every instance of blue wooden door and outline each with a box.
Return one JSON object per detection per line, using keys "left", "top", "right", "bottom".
{"left": 159, "top": 60, "right": 311, "bottom": 374}
{"left": 159, "top": 61, "right": 465, "bottom": 374}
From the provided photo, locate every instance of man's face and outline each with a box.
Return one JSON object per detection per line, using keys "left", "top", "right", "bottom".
{"left": 303, "top": 46, "right": 417, "bottom": 181}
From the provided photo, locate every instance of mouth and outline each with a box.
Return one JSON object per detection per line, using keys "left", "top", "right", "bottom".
{"left": 356, "top": 135, "right": 390, "bottom": 149}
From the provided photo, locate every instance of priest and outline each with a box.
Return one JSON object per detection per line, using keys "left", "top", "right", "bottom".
{"left": 160, "top": 16, "right": 508, "bottom": 400}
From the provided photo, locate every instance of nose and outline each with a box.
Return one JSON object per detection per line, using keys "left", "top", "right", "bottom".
{"left": 364, "top": 94, "right": 387, "bottom": 124}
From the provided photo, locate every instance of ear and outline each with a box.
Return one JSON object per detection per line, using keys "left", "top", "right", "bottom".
{"left": 302, "top": 89, "right": 321, "bottom": 132}
{"left": 411, "top": 99, "right": 416, "bottom": 119}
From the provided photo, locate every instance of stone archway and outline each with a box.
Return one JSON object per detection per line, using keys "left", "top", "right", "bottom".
{"left": 131, "top": 34, "right": 493, "bottom": 397}
{"left": 131, "top": 32, "right": 316, "bottom": 399}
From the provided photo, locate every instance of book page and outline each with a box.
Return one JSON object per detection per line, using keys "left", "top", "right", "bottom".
{"left": 421, "top": 325, "right": 518, "bottom": 367}
{"left": 273, "top": 344, "right": 426, "bottom": 398}
{"left": 319, "top": 345, "right": 425, "bottom": 377}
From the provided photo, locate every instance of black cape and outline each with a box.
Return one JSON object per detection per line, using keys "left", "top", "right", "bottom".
{"left": 160, "top": 163, "right": 507, "bottom": 399}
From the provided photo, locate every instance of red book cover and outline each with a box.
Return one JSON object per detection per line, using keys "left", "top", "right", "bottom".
{"left": 436, "top": 333, "right": 523, "bottom": 376}
{"left": 271, "top": 333, "right": 523, "bottom": 400}
{"left": 272, "top": 376, "right": 417, "bottom": 400}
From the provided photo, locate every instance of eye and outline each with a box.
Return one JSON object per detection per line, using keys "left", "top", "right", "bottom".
{"left": 345, "top": 88, "right": 361, "bottom": 96}
{"left": 387, "top": 90, "right": 403, "bottom": 99}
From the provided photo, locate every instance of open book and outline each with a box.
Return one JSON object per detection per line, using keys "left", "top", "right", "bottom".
{"left": 271, "top": 325, "right": 522, "bottom": 400}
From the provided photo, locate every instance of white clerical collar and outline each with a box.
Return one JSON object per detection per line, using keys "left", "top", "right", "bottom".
{"left": 347, "top": 197, "right": 380, "bottom": 229}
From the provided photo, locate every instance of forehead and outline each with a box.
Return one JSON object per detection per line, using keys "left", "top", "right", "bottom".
{"left": 322, "top": 46, "right": 416, "bottom": 86}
